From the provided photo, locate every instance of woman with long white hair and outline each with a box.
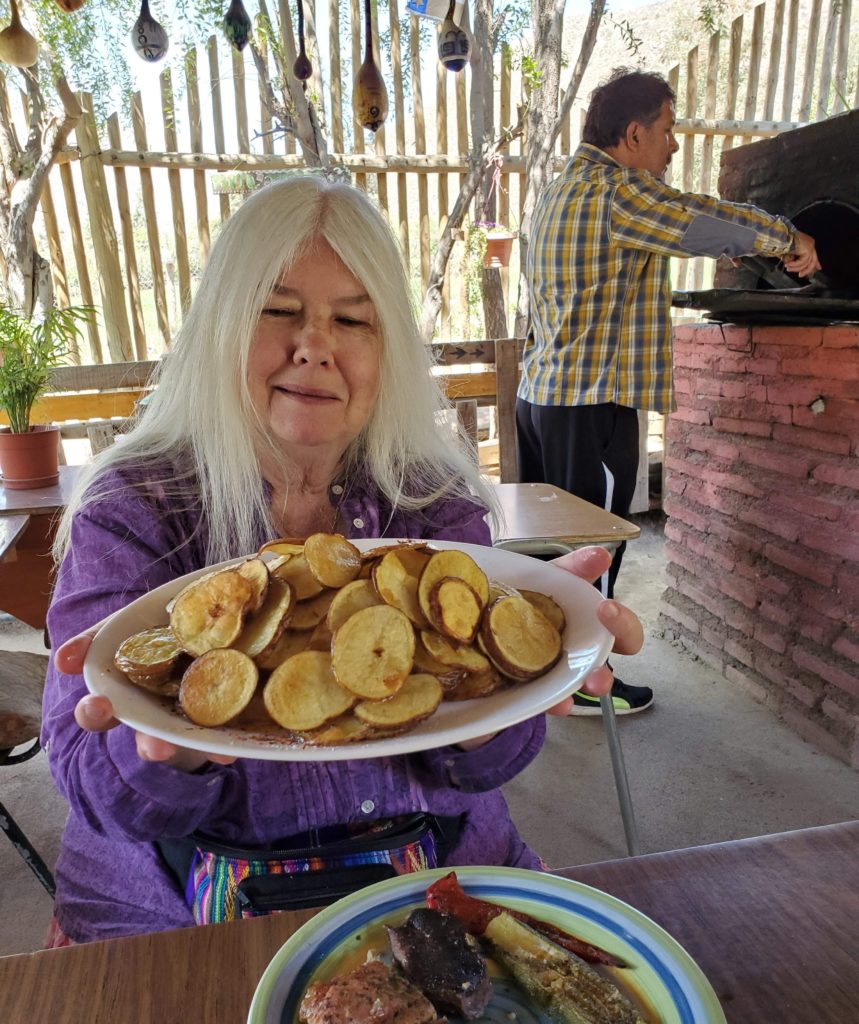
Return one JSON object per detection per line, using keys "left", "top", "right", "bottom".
{"left": 42, "top": 175, "right": 642, "bottom": 946}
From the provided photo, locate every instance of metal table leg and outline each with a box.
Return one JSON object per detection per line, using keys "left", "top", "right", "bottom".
{"left": 599, "top": 693, "right": 640, "bottom": 856}
{"left": 0, "top": 798, "right": 56, "bottom": 896}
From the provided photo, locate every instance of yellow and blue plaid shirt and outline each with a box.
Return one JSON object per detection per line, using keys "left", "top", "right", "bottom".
{"left": 519, "top": 144, "right": 796, "bottom": 413}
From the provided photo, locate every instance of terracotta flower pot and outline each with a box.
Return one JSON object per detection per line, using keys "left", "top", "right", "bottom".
{"left": 0, "top": 425, "right": 61, "bottom": 490}
{"left": 483, "top": 231, "right": 516, "bottom": 268}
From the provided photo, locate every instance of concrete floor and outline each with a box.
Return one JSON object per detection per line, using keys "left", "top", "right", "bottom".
{"left": 1, "top": 512, "right": 856, "bottom": 956}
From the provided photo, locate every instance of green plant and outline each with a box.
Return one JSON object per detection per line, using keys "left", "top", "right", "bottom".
{"left": 0, "top": 305, "right": 92, "bottom": 433}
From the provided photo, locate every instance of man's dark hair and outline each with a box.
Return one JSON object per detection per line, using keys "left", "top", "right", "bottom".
{"left": 582, "top": 68, "right": 675, "bottom": 149}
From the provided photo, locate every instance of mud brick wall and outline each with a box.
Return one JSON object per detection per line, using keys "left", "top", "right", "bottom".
{"left": 660, "top": 322, "right": 859, "bottom": 767}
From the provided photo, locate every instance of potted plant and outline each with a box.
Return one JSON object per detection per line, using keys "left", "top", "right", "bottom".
{"left": 474, "top": 220, "right": 518, "bottom": 268}
{"left": 0, "top": 304, "right": 92, "bottom": 489}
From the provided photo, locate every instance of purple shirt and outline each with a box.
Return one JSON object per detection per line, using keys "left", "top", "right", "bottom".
{"left": 42, "top": 463, "right": 546, "bottom": 943}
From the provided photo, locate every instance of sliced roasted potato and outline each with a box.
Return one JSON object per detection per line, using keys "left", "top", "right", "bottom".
{"left": 488, "top": 578, "right": 521, "bottom": 604}
{"left": 304, "top": 533, "right": 363, "bottom": 589}
{"left": 235, "top": 557, "right": 270, "bottom": 614}
{"left": 289, "top": 588, "right": 336, "bottom": 631}
{"left": 354, "top": 673, "right": 443, "bottom": 731}
{"left": 332, "top": 605, "right": 415, "bottom": 699}
{"left": 519, "top": 589, "right": 566, "bottom": 633}
{"left": 417, "top": 550, "right": 489, "bottom": 626}
{"left": 257, "top": 538, "right": 306, "bottom": 558}
{"left": 170, "top": 570, "right": 255, "bottom": 656}
{"left": 123, "top": 671, "right": 181, "bottom": 698}
{"left": 445, "top": 666, "right": 505, "bottom": 701}
{"left": 254, "top": 628, "right": 311, "bottom": 670}
{"left": 232, "top": 578, "right": 294, "bottom": 658}
{"left": 373, "top": 550, "right": 429, "bottom": 629}
{"left": 179, "top": 648, "right": 258, "bottom": 726}
{"left": 263, "top": 650, "right": 355, "bottom": 732}
{"left": 298, "top": 713, "right": 373, "bottom": 746}
{"left": 270, "top": 553, "right": 325, "bottom": 600}
{"left": 412, "top": 634, "right": 467, "bottom": 690}
{"left": 420, "top": 629, "right": 491, "bottom": 673}
{"left": 326, "top": 579, "right": 384, "bottom": 632}
{"left": 480, "top": 596, "right": 562, "bottom": 681}
{"left": 428, "top": 576, "right": 483, "bottom": 643}
{"left": 114, "top": 626, "right": 183, "bottom": 678}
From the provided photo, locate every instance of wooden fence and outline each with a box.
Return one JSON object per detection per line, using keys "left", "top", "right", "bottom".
{"left": 27, "top": 0, "right": 859, "bottom": 363}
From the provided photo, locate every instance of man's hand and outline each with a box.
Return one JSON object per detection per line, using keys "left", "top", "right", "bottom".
{"left": 783, "top": 230, "right": 821, "bottom": 278}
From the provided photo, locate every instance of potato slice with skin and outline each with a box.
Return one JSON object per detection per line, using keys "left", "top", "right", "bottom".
{"left": 298, "top": 713, "right": 373, "bottom": 746}
{"left": 326, "top": 578, "right": 384, "bottom": 633}
{"left": 289, "top": 588, "right": 336, "bottom": 631}
{"left": 304, "top": 533, "right": 363, "bottom": 589}
{"left": 413, "top": 634, "right": 467, "bottom": 691}
{"left": 418, "top": 550, "right": 489, "bottom": 627}
{"left": 254, "top": 628, "right": 311, "bottom": 671}
{"left": 444, "top": 666, "right": 506, "bottom": 701}
{"left": 171, "top": 571, "right": 254, "bottom": 656}
{"left": 373, "top": 550, "right": 429, "bottom": 629}
{"left": 519, "top": 589, "right": 567, "bottom": 633}
{"left": 257, "top": 538, "right": 305, "bottom": 558}
{"left": 307, "top": 619, "right": 334, "bottom": 652}
{"left": 115, "top": 626, "right": 183, "bottom": 678}
{"left": 232, "top": 578, "right": 294, "bottom": 658}
{"left": 480, "top": 596, "right": 562, "bottom": 681}
{"left": 354, "top": 673, "right": 443, "bottom": 731}
{"left": 125, "top": 671, "right": 181, "bottom": 698}
{"left": 332, "top": 605, "right": 415, "bottom": 699}
{"left": 179, "top": 649, "right": 258, "bottom": 726}
{"left": 263, "top": 651, "right": 355, "bottom": 731}
{"left": 420, "top": 630, "right": 491, "bottom": 673}
{"left": 270, "top": 553, "right": 325, "bottom": 600}
{"left": 235, "top": 558, "right": 270, "bottom": 614}
{"left": 488, "top": 579, "right": 522, "bottom": 604}
{"left": 428, "top": 576, "right": 482, "bottom": 643}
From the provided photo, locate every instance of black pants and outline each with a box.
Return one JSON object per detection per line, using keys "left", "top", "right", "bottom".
{"left": 515, "top": 399, "right": 639, "bottom": 599}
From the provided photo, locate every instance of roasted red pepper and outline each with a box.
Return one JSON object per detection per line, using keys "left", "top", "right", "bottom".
{"left": 426, "top": 872, "right": 626, "bottom": 968}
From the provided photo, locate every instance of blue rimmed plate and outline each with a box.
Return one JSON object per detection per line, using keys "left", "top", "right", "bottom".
{"left": 247, "top": 866, "right": 726, "bottom": 1023}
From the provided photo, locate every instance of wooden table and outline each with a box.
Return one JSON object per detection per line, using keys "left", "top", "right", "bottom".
{"left": 492, "top": 482, "right": 640, "bottom": 551}
{"left": 2, "top": 821, "right": 855, "bottom": 1023}
{"left": 0, "top": 467, "right": 77, "bottom": 630}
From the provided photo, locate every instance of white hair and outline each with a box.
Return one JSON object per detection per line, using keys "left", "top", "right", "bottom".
{"left": 55, "top": 175, "right": 497, "bottom": 563}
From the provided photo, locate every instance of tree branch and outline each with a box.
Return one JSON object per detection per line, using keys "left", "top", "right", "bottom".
{"left": 419, "top": 111, "right": 526, "bottom": 344}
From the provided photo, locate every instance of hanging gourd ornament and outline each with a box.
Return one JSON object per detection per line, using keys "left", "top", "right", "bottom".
{"left": 293, "top": 0, "right": 312, "bottom": 81}
{"left": 438, "top": 0, "right": 469, "bottom": 72}
{"left": 53, "top": 0, "right": 87, "bottom": 11}
{"left": 130, "top": 0, "right": 169, "bottom": 62}
{"left": 352, "top": 0, "right": 387, "bottom": 132}
{"left": 0, "top": 0, "right": 39, "bottom": 68}
{"left": 223, "top": 0, "right": 252, "bottom": 52}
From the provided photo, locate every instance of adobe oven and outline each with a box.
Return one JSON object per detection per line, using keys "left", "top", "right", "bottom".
{"left": 661, "top": 111, "right": 859, "bottom": 767}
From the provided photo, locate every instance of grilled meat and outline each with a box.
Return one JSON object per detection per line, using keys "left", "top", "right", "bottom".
{"left": 386, "top": 908, "right": 492, "bottom": 1019}
{"left": 298, "top": 959, "right": 445, "bottom": 1024}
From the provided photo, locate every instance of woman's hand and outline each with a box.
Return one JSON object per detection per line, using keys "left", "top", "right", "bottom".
{"left": 55, "top": 626, "right": 236, "bottom": 771}
{"left": 545, "top": 546, "right": 644, "bottom": 717}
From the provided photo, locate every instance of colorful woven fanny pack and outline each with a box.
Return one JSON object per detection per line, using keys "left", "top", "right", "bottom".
{"left": 159, "top": 814, "right": 457, "bottom": 925}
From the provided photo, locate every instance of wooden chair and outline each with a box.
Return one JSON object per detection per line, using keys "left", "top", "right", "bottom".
{"left": 0, "top": 650, "right": 56, "bottom": 895}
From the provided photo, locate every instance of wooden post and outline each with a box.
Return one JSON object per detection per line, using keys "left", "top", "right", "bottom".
{"left": 38, "top": 177, "right": 72, "bottom": 317}
{"left": 75, "top": 92, "right": 132, "bottom": 362}
{"left": 833, "top": 0, "right": 852, "bottom": 114}
{"left": 208, "top": 36, "right": 232, "bottom": 225}
{"left": 410, "top": 17, "right": 430, "bottom": 294}
{"left": 693, "top": 31, "right": 720, "bottom": 292}
{"left": 676, "top": 47, "right": 698, "bottom": 294}
{"left": 185, "top": 47, "right": 211, "bottom": 270}
{"left": 436, "top": 60, "right": 449, "bottom": 338}
{"left": 58, "top": 162, "right": 102, "bottom": 361}
{"left": 799, "top": 0, "right": 823, "bottom": 120}
{"left": 721, "top": 17, "right": 743, "bottom": 151}
{"left": 372, "top": 11, "right": 388, "bottom": 216}
{"left": 256, "top": 36, "right": 274, "bottom": 155}
{"left": 387, "top": 0, "right": 409, "bottom": 266}
{"left": 781, "top": 0, "right": 800, "bottom": 121}
{"left": 160, "top": 69, "right": 191, "bottom": 317}
{"left": 743, "top": 3, "right": 765, "bottom": 128}
{"left": 232, "top": 48, "right": 250, "bottom": 153}
{"left": 762, "top": 0, "right": 785, "bottom": 121}
{"left": 350, "top": 0, "right": 366, "bottom": 190}
{"left": 494, "top": 337, "right": 520, "bottom": 483}
{"left": 329, "top": 0, "right": 344, "bottom": 151}
{"left": 106, "top": 114, "right": 147, "bottom": 360}
{"left": 132, "top": 91, "right": 172, "bottom": 350}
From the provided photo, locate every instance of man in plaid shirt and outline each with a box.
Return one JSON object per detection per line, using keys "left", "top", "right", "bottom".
{"left": 517, "top": 69, "right": 820, "bottom": 715}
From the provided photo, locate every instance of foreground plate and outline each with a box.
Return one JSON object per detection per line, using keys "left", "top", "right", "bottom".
{"left": 83, "top": 538, "right": 612, "bottom": 762}
{"left": 247, "top": 866, "right": 727, "bottom": 1024}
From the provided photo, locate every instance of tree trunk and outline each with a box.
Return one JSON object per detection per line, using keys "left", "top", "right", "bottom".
{"left": 513, "top": 0, "right": 606, "bottom": 338}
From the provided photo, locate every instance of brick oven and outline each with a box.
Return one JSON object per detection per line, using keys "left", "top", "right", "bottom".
{"left": 660, "top": 112, "right": 859, "bottom": 767}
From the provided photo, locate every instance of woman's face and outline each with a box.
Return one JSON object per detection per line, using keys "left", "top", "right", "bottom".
{"left": 247, "top": 239, "right": 381, "bottom": 462}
